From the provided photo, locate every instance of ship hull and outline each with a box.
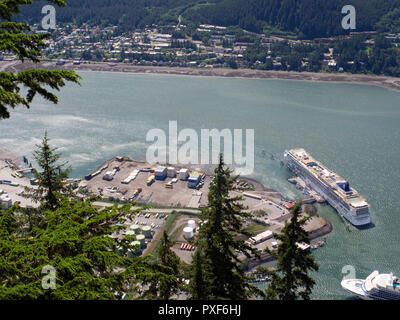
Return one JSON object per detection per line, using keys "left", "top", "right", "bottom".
{"left": 341, "top": 279, "right": 400, "bottom": 300}
{"left": 285, "top": 151, "right": 371, "bottom": 226}
{"left": 341, "top": 279, "right": 371, "bottom": 300}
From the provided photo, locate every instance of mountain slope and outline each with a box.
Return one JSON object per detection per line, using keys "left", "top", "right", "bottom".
{"left": 18, "top": 0, "right": 400, "bottom": 38}
{"left": 184, "top": 0, "right": 400, "bottom": 38}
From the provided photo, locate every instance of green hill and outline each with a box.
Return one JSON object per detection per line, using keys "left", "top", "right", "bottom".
{"left": 18, "top": 0, "right": 400, "bottom": 38}
{"left": 184, "top": 0, "right": 400, "bottom": 38}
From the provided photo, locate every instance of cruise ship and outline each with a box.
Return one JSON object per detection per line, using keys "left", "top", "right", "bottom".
{"left": 284, "top": 148, "right": 371, "bottom": 226}
{"left": 341, "top": 271, "right": 400, "bottom": 300}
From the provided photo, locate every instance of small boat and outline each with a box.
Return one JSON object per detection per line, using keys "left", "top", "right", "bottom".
{"left": 310, "top": 239, "right": 326, "bottom": 250}
{"left": 247, "top": 273, "right": 271, "bottom": 283}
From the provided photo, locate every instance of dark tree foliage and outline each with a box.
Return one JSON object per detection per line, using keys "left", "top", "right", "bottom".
{"left": 185, "top": 0, "right": 400, "bottom": 39}
{"left": 260, "top": 202, "right": 319, "bottom": 300}
{"left": 188, "top": 242, "right": 209, "bottom": 300}
{"left": 23, "top": 131, "right": 71, "bottom": 210}
{"left": 0, "top": 0, "right": 81, "bottom": 119}
{"left": 18, "top": 0, "right": 400, "bottom": 39}
{"left": 333, "top": 35, "right": 400, "bottom": 77}
{"left": 19, "top": 0, "right": 209, "bottom": 30}
{"left": 196, "top": 154, "right": 261, "bottom": 300}
{"left": 0, "top": 199, "right": 163, "bottom": 299}
{"left": 377, "top": 8, "right": 400, "bottom": 33}
{"left": 0, "top": 134, "right": 173, "bottom": 300}
{"left": 144, "top": 231, "right": 182, "bottom": 300}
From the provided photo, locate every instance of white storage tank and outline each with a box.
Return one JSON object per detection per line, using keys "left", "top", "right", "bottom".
{"left": 183, "top": 227, "right": 194, "bottom": 239}
{"left": 179, "top": 168, "right": 189, "bottom": 181}
{"left": 130, "top": 224, "right": 140, "bottom": 234}
{"left": 136, "top": 234, "right": 146, "bottom": 247}
{"left": 167, "top": 167, "right": 176, "bottom": 178}
{"left": 187, "top": 220, "right": 196, "bottom": 230}
{"left": 127, "top": 241, "right": 142, "bottom": 258}
{"left": 141, "top": 226, "right": 152, "bottom": 238}
{"left": 188, "top": 220, "right": 196, "bottom": 230}
{"left": 131, "top": 240, "right": 141, "bottom": 251}
{"left": 116, "top": 245, "right": 126, "bottom": 257}
{"left": 125, "top": 230, "right": 136, "bottom": 238}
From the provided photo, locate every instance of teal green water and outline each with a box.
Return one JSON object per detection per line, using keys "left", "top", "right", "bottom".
{"left": 1, "top": 72, "right": 400, "bottom": 299}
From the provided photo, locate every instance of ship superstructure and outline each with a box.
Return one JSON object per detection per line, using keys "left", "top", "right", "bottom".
{"left": 342, "top": 271, "right": 400, "bottom": 300}
{"left": 284, "top": 148, "right": 371, "bottom": 226}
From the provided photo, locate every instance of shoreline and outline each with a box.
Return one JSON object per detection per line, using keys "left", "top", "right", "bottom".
{"left": 1, "top": 148, "right": 333, "bottom": 267}
{"left": 245, "top": 218, "right": 333, "bottom": 271}
{"left": 2, "top": 60, "right": 400, "bottom": 93}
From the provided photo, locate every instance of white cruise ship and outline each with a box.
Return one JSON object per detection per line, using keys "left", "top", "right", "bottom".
{"left": 284, "top": 148, "right": 371, "bottom": 226}
{"left": 341, "top": 271, "right": 400, "bottom": 300}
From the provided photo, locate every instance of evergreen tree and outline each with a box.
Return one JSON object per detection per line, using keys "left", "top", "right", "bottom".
{"left": 0, "top": 0, "right": 81, "bottom": 120}
{"left": 262, "top": 202, "right": 319, "bottom": 300}
{"left": 24, "top": 131, "right": 71, "bottom": 210}
{"left": 197, "top": 154, "right": 260, "bottom": 300}
{"left": 0, "top": 199, "right": 164, "bottom": 299}
{"left": 144, "top": 231, "right": 182, "bottom": 300}
{"left": 188, "top": 242, "right": 209, "bottom": 300}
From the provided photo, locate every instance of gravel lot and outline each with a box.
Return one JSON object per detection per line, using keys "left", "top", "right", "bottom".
{"left": 79, "top": 159, "right": 211, "bottom": 208}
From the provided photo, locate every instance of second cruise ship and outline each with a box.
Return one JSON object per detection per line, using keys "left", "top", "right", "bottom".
{"left": 284, "top": 148, "right": 371, "bottom": 226}
{"left": 342, "top": 271, "right": 400, "bottom": 300}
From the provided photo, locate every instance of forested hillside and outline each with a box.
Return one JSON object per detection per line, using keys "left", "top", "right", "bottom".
{"left": 18, "top": 0, "right": 400, "bottom": 38}
{"left": 184, "top": 0, "right": 400, "bottom": 38}
{"left": 19, "top": 0, "right": 219, "bottom": 30}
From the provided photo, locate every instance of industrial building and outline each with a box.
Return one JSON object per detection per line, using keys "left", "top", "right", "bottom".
{"left": 155, "top": 166, "right": 167, "bottom": 180}
{"left": 179, "top": 168, "right": 189, "bottom": 181}
{"left": 0, "top": 192, "right": 12, "bottom": 209}
{"left": 103, "top": 168, "right": 118, "bottom": 181}
{"left": 122, "top": 169, "right": 139, "bottom": 184}
{"left": 188, "top": 172, "right": 201, "bottom": 188}
{"left": 249, "top": 230, "right": 273, "bottom": 245}
{"left": 167, "top": 167, "right": 176, "bottom": 178}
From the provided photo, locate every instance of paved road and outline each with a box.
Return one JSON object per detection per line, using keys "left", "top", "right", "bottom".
{"left": 92, "top": 201, "right": 201, "bottom": 214}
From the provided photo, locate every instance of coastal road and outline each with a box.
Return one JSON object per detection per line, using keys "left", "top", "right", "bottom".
{"left": 5, "top": 60, "right": 400, "bottom": 93}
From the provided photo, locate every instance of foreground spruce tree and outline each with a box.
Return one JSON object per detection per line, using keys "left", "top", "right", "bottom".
{"left": 24, "top": 131, "right": 71, "bottom": 210}
{"left": 262, "top": 202, "right": 319, "bottom": 300}
{"left": 188, "top": 242, "right": 209, "bottom": 300}
{"left": 144, "top": 231, "right": 182, "bottom": 300}
{"left": 195, "top": 154, "right": 260, "bottom": 300}
{"left": 0, "top": 199, "right": 166, "bottom": 299}
{"left": 0, "top": 0, "right": 80, "bottom": 120}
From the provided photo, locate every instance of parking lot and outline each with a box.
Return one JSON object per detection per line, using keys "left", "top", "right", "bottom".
{"left": 110, "top": 210, "right": 168, "bottom": 255}
{"left": 235, "top": 191, "right": 290, "bottom": 222}
{"left": 0, "top": 159, "right": 37, "bottom": 208}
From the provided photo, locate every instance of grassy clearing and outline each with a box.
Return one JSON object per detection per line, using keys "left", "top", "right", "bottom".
{"left": 145, "top": 211, "right": 183, "bottom": 261}
{"left": 246, "top": 222, "right": 269, "bottom": 236}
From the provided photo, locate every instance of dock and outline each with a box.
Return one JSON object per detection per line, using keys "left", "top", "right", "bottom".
{"left": 288, "top": 176, "right": 326, "bottom": 204}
